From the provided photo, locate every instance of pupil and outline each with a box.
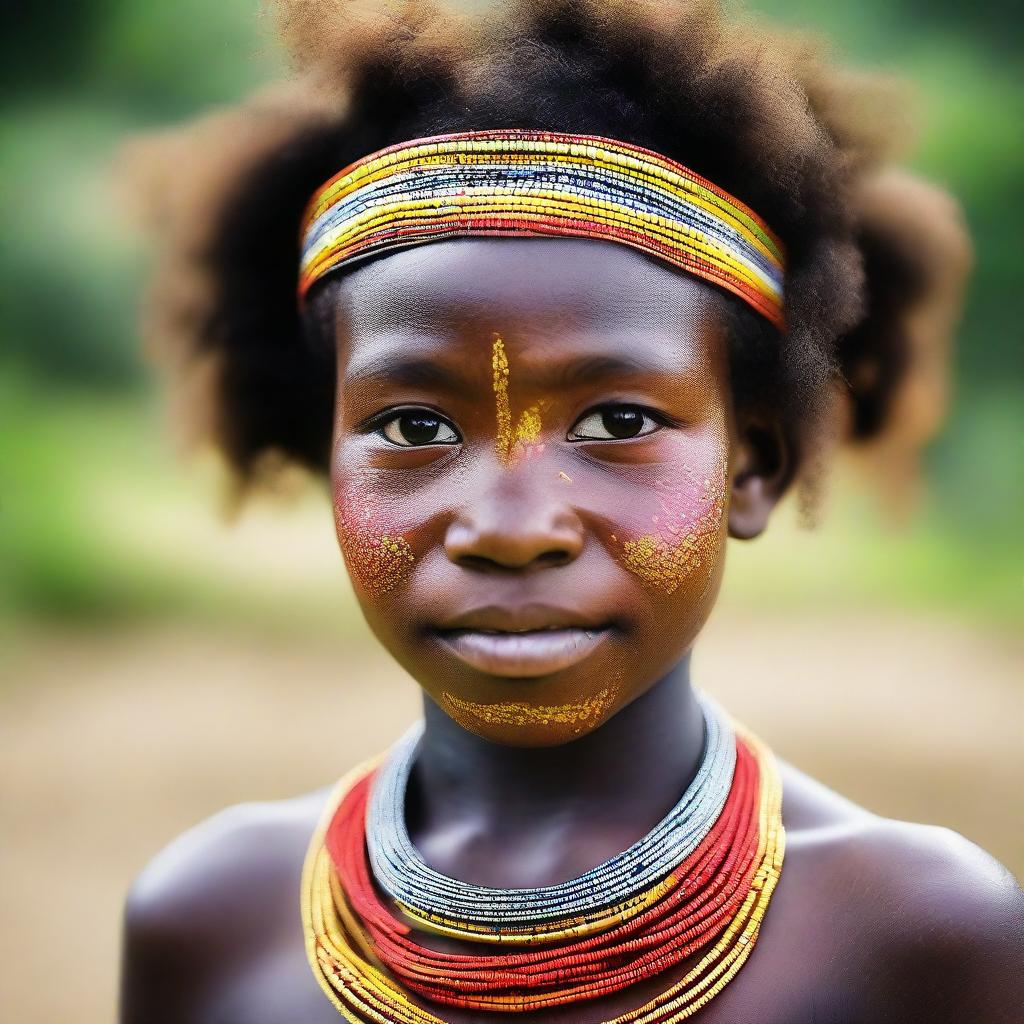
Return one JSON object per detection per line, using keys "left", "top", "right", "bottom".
{"left": 401, "top": 413, "right": 441, "bottom": 445}
{"left": 602, "top": 407, "right": 644, "bottom": 439}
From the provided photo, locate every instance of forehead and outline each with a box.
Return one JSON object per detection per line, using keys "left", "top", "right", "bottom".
{"left": 328, "top": 237, "right": 729, "bottom": 377}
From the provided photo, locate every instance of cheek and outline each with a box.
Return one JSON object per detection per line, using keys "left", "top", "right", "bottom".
{"left": 333, "top": 482, "right": 416, "bottom": 597}
{"left": 612, "top": 430, "right": 729, "bottom": 596}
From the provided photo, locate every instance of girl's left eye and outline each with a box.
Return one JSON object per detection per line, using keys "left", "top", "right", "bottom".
{"left": 568, "top": 405, "right": 664, "bottom": 441}
{"left": 379, "top": 410, "right": 460, "bottom": 447}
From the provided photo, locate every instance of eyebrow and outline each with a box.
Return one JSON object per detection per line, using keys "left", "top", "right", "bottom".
{"left": 343, "top": 350, "right": 693, "bottom": 395}
{"left": 344, "top": 355, "right": 472, "bottom": 394}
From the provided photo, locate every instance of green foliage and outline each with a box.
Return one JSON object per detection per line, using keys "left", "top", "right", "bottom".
{"left": 0, "top": 369, "right": 363, "bottom": 633}
{"left": 0, "top": 371, "right": 169, "bottom": 619}
{"left": 1, "top": 0, "right": 1020, "bottom": 626}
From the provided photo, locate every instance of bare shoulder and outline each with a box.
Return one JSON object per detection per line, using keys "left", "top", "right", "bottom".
{"left": 124, "top": 787, "right": 330, "bottom": 934}
{"left": 778, "top": 757, "right": 1023, "bottom": 914}
{"left": 778, "top": 758, "right": 1024, "bottom": 1022}
{"left": 120, "top": 788, "right": 331, "bottom": 1022}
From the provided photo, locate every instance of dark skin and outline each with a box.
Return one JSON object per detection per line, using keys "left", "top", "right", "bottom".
{"left": 120, "top": 240, "right": 1024, "bottom": 1023}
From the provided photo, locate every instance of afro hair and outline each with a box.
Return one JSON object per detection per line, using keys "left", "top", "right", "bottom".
{"left": 126, "top": 0, "right": 972, "bottom": 525}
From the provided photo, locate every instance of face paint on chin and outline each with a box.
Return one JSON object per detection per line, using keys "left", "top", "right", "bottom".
{"left": 333, "top": 487, "right": 415, "bottom": 597}
{"left": 439, "top": 671, "right": 626, "bottom": 746}
{"left": 441, "top": 682, "right": 619, "bottom": 730}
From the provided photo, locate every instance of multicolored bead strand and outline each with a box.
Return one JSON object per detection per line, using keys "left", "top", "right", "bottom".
{"left": 300, "top": 705, "right": 785, "bottom": 1022}
{"left": 298, "top": 130, "right": 786, "bottom": 330}
{"left": 366, "top": 694, "right": 735, "bottom": 931}
{"left": 327, "top": 740, "right": 759, "bottom": 1010}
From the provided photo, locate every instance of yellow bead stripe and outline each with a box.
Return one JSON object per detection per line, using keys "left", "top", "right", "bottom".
{"left": 304, "top": 192, "right": 772, "bottom": 301}
{"left": 298, "top": 130, "right": 786, "bottom": 330}
{"left": 299, "top": 719, "right": 785, "bottom": 1022}
{"left": 304, "top": 136, "right": 783, "bottom": 260}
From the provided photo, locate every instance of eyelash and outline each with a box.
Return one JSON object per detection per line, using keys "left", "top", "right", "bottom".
{"left": 567, "top": 405, "right": 673, "bottom": 441}
{"left": 361, "top": 407, "right": 460, "bottom": 447}
{"left": 361, "top": 403, "right": 676, "bottom": 447}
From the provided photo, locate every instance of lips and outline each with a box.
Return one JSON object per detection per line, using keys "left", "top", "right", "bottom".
{"left": 433, "top": 626, "right": 611, "bottom": 678}
{"left": 435, "top": 602, "right": 610, "bottom": 634}
{"left": 429, "top": 604, "right": 613, "bottom": 678}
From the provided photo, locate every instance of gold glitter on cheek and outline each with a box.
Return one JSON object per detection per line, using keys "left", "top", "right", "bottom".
{"left": 617, "top": 459, "right": 728, "bottom": 595}
{"left": 334, "top": 493, "right": 415, "bottom": 596}
{"left": 441, "top": 685, "right": 619, "bottom": 729}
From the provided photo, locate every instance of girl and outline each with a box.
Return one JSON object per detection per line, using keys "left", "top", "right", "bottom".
{"left": 120, "top": 1, "right": 1022, "bottom": 1021}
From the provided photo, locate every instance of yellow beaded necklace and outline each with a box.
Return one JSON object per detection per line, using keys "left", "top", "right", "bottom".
{"left": 300, "top": 721, "right": 784, "bottom": 1022}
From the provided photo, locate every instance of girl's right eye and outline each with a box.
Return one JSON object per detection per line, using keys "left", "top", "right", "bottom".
{"left": 378, "top": 410, "right": 460, "bottom": 447}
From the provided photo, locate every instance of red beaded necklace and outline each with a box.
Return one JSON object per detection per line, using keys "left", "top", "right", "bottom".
{"left": 324, "top": 735, "right": 762, "bottom": 1013}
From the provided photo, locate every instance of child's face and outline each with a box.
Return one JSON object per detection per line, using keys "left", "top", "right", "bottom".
{"left": 328, "top": 238, "right": 743, "bottom": 747}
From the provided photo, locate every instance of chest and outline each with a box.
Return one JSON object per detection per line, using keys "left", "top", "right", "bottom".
{"left": 202, "top": 890, "right": 865, "bottom": 1024}
{"left": 206, "top": 954, "right": 847, "bottom": 1024}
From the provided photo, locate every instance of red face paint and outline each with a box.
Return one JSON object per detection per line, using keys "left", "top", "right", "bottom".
{"left": 328, "top": 238, "right": 738, "bottom": 746}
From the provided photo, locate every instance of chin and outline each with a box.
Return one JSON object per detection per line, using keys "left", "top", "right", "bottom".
{"left": 436, "top": 682, "right": 624, "bottom": 748}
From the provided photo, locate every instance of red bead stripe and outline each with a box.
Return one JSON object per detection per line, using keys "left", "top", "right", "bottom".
{"left": 323, "top": 736, "right": 763, "bottom": 1011}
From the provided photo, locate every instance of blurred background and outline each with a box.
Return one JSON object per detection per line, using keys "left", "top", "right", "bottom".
{"left": 1, "top": 1, "right": 1021, "bottom": 1020}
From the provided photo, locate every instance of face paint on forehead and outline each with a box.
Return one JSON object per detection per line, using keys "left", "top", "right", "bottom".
{"left": 491, "top": 334, "right": 549, "bottom": 466}
{"left": 491, "top": 335, "right": 513, "bottom": 462}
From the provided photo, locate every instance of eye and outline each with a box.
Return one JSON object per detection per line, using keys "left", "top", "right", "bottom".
{"left": 568, "top": 404, "right": 664, "bottom": 441}
{"left": 379, "top": 410, "right": 460, "bottom": 447}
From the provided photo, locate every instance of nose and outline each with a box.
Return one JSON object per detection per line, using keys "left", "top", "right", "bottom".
{"left": 444, "top": 472, "right": 585, "bottom": 571}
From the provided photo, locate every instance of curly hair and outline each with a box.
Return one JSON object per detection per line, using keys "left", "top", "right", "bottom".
{"left": 126, "top": 0, "right": 971, "bottom": 524}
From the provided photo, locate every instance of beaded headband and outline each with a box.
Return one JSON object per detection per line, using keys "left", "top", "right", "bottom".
{"left": 298, "top": 129, "right": 786, "bottom": 329}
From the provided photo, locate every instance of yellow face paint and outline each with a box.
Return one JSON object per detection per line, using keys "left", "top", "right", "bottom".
{"left": 334, "top": 491, "right": 415, "bottom": 596}
{"left": 514, "top": 402, "right": 543, "bottom": 444}
{"left": 617, "top": 458, "right": 728, "bottom": 595}
{"left": 491, "top": 335, "right": 513, "bottom": 462}
{"left": 441, "top": 685, "right": 618, "bottom": 730}
{"left": 490, "top": 334, "right": 548, "bottom": 465}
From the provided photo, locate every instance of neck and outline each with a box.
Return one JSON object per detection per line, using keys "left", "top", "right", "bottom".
{"left": 412, "top": 656, "right": 705, "bottom": 840}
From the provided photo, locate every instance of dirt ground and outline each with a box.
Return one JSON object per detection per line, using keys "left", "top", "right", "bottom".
{"left": 2, "top": 608, "right": 1021, "bottom": 1023}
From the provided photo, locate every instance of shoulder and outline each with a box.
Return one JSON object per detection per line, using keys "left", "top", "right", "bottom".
{"left": 124, "top": 788, "right": 329, "bottom": 936}
{"left": 779, "top": 759, "right": 1024, "bottom": 1022}
{"left": 120, "top": 788, "right": 330, "bottom": 1022}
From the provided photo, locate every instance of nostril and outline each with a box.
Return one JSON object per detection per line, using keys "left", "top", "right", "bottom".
{"left": 444, "top": 505, "right": 586, "bottom": 571}
{"left": 536, "top": 549, "right": 573, "bottom": 568}
{"left": 455, "top": 553, "right": 500, "bottom": 572}
{"left": 455, "top": 549, "right": 574, "bottom": 572}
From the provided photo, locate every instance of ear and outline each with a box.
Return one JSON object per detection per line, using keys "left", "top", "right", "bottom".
{"left": 728, "top": 415, "right": 795, "bottom": 540}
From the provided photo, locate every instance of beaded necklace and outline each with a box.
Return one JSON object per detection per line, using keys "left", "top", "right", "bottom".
{"left": 301, "top": 697, "right": 785, "bottom": 1021}
{"left": 367, "top": 696, "right": 735, "bottom": 932}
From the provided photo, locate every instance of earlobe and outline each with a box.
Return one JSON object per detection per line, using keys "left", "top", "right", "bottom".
{"left": 727, "top": 420, "right": 793, "bottom": 540}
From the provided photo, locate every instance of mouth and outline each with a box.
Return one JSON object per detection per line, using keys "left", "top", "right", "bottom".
{"left": 432, "top": 626, "right": 612, "bottom": 678}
